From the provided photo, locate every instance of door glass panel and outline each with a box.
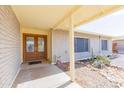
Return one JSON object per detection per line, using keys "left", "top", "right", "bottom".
{"left": 38, "top": 37, "right": 44, "bottom": 52}
{"left": 26, "top": 37, "right": 34, "bottom": 52}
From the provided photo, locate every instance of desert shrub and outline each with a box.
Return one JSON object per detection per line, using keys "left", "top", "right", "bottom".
{"left": 89, "top": 48, "right": 95, "bottom": 63}
{"left": 96, "top": 55, "right": 110, "bottom": 66}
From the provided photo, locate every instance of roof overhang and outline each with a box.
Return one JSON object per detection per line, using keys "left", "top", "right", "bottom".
{"left": 11, "top": 5, "right": 123, "bottom": 31}
{"left": 74, "top": 30, "right": 113, "bottom": 38}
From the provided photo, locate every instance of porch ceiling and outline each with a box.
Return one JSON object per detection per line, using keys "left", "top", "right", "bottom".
{"left": 12, "top": 5, "right": 123, "bottom": 31}
{"left": 12, "top": 5, "right": 76, "bottom": 30}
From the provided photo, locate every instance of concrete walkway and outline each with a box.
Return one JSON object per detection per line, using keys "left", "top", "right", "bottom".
{"left": 12, "top": 63, "right": 81, "bottom": 88}
{"left": 111, "top": 54, "right": 124, "bottom": 69}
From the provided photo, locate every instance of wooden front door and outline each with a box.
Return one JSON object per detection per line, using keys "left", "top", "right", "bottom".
{"left": 23, "top": 34, "right": 47, "bottom": 62}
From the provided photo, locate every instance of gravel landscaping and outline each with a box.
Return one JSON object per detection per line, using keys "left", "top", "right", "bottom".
{"left": 56, "top": 62, "right": 124, "bottom": 88}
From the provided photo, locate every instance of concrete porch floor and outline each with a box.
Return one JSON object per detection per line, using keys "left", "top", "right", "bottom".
{"left": 12, "top": 63, "right": 81, "bottom": 88}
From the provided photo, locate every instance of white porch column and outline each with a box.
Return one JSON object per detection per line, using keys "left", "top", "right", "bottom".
{"left": 69, "top": 15, "right": 75, "bottom": 81}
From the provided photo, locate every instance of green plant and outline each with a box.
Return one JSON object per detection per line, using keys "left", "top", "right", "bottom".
{"left": 90, "top": 48, "right": 95, "bottom": 63}
{"left": 96, "top": 55, "right": 110, "bottom": 66}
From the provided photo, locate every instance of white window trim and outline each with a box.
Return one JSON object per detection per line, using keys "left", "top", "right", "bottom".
{"left": 101, "top": 39, "right": 108, "bottom": 51}
{"left": 74, "top": 37, "right": 90, "bottom": 53}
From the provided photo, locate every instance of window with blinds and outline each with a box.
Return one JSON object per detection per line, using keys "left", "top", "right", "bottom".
{"left": 101, "top": 40, "right": 108, "bottom": 50}
{"left": 74, "top": 38, "right": 89, "bottom": 52}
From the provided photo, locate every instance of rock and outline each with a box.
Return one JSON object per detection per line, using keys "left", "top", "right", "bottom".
{"left": 92, "top": 61, "right": 101, "bottom": 68}
{"left": 101, "top": 63, "right": 106, "bottom": 69}
{"left": 92, "top": 61, "right": 106, "bottom": 69}
{"left": 119, "top": 83, "right": 124, "bottom": 88}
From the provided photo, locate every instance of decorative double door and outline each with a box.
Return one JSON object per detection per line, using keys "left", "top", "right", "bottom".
{"left": 23, "top": 34, "right": 47, "bottom": 62}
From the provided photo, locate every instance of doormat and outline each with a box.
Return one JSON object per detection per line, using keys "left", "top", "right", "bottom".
{"left": 28, "top": 61, "right": 41, "bottom": 65}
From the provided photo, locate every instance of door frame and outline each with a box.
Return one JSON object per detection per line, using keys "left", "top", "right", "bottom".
{"left": 23, "top": 33, "right": 47, "bottom": 63}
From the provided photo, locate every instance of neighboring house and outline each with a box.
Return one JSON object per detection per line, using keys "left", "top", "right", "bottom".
{"left": 113, "top": 39, "right": 124, "bottom": 54}
{"left": 52, "top": 30, "right": 112, "bottom": 63}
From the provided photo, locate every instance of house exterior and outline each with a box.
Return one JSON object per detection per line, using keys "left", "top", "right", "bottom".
{"left": 52, "top": 30, "right": 112, "bottom": 63}
{"left": 0, "top": 5, "right": 122, "bottom": 88}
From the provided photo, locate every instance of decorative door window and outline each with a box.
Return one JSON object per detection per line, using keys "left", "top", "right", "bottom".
{"left": 26, "top": 37, "right": 34, "bottom": 52}
{"left": 38, "top": 37, "right": 44, "bottom": 52}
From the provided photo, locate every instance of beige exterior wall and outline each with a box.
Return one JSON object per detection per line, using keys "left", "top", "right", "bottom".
{"left": 52, "top": 30, "right": 112, "bottom": 63}
{"left": 0, "top": 6, "right": 21, "bottom": 87}
{"left": 52, "top": 30, "right": 69, "bottom": 63}
{"left": 20, "top": 27, "right": 51, "bottom": 63}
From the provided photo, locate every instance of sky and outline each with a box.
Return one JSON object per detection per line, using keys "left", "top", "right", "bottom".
{"left": 75, "top": 8, "right": 124, "bottom": 37}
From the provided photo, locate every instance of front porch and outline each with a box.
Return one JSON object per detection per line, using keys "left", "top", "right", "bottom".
{"left": 0, "top": 5, "right": 123, "bottom": 88}
{"left": 12, "top": 63, "right": 81, "bottom": 88}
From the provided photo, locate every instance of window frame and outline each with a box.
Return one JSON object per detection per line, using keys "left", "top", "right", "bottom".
{"left": 101, "top": 40, "right": 108, "bottom": 51}
{"left": 74, "top": 37, "right": 90, "bottom": 53}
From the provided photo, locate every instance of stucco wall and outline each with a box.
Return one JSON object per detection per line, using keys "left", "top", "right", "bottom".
{"left": 20, "top": 27, "right": 51, "bottom": 63}
{"left": 0, "top": 6, "right": 21, "bottom": 87}
{"left": 52, "top": 30, "right": 70, "bottom": 63}
{"left": 52, "top": 30, "right": 112, "bottom": 63}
